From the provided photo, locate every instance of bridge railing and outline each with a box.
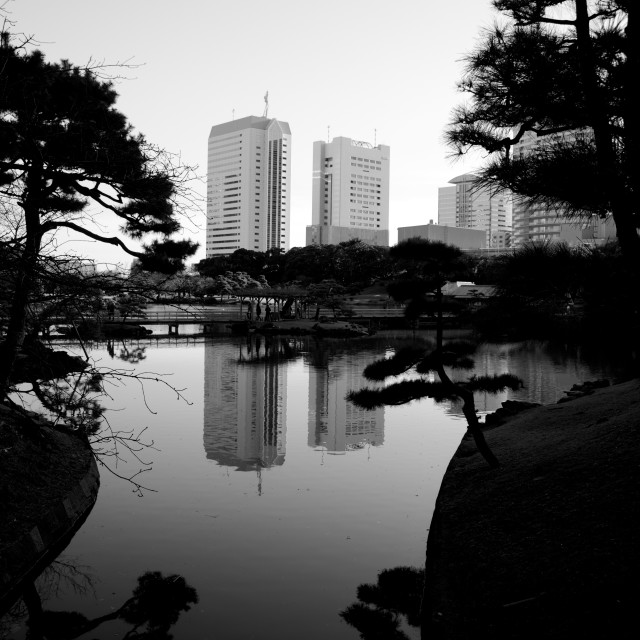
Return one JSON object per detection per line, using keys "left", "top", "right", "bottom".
{"left": 34, "top": 307, "right": 410, "bottom": 328}
{"left": 107, "top": 307, "right": 409, "bottom": 323}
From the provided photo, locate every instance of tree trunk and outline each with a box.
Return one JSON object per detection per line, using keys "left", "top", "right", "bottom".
{"left": 0, "top": 175, "right": 43, "bottom": 396}
{"left": 434, "top": 287, "right": 499, "bottom": 468}
{"left": 437, "top": 362, "right": 500, "bottom": 469}
{"left": 574, "top": 0, "right": 640, "bottom": 267}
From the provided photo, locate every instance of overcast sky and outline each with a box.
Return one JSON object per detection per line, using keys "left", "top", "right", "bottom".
{"left": 8, "top": 0, "right": 497, "bottom": 267}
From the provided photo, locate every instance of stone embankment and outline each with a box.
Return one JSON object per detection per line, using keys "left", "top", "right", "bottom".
{"left": 0, "top": 413, "right": 100, "bottom": 614}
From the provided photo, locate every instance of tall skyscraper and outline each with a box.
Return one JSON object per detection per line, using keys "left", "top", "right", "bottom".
{"left": 437, "top": 173, "right": 511, "bottom": 249}
{"left": 306, "top": 136, "right": 390, "bottom": 247}
{"left": 206, "top": 116, "right": 291, "bottom": 257}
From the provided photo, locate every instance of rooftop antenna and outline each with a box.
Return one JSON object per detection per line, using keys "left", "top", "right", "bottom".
{"left": 327, "top": 125, "right": 330, "bottom": 143}
{"left": 263, "top": 91, "right": 269, "bottom": 118}
{"left": 232, "top": 108, "right": 235, "bottom": 121}
{"left": 374, "top": 128, "right": 377, "bottom": 146}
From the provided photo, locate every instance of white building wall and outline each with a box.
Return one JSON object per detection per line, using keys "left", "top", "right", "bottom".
{"left": 310, "top": 136, "right": 390, "bottom": 246}
{"left": 206, "top": 116, "right": 291, "bottom": 257}
{"left": 437, "top": 173, "right": 511, "bottom": 248}
{"left": 398, "top": 224, "right": 486, "bottom": 250}
{"left": 438, "top": 186, "right": 456, "bottom": 227}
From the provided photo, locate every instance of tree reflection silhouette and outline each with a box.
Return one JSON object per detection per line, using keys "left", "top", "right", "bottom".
{"left": 105, "top": 340, "right": 148, "bottom": 364}
{"left": 22, "top": 570, "right": 198, "bottom": 640}
{"left": 340, "top": 566, "right": 423, "bottom": 639}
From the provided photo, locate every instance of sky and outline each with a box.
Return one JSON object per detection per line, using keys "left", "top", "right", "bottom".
{"left": 7, "top": 0, "right": 498, "bottom": 267}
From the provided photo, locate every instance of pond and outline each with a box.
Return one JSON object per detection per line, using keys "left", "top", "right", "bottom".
{"left": 2, "top": 332, "right": 631, "bottom": 639}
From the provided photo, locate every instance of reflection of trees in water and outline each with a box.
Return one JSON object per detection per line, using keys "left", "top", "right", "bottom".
{"left": 302, "top": 333, "right": 437, "bottom": 371}
{"left": 233, "top": 331, "right": 441, "bottom": 371}
{"left": 236, "top": 335, "right": 301, "bottom": 365}
{"left": 340, "top": 566, "right": 424, "bottom": 639}
{"left": 4, "top": 560, "right": 198, "bottom": 640}
{"left": 105, "top": 340, "right": 148, "bottom": 365}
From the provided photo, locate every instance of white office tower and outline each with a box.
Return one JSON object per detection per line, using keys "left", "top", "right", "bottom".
{"left": 206, "top": 116, "right": 291, "bottom": 257}
{"left": 306, "top": 136, "right": 390, "bottom": 246}
{"left": 437, "top": 174, "right": 511, "bottom": 249}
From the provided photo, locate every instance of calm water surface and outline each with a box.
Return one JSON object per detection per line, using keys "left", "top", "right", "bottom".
{"left": 3, "top": 332, "right": 629, "bottom": 639}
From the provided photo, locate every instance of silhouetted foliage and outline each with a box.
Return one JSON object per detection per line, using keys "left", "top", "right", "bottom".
{"left": 0, "top": 32, "right": 197, "bottom": 395}
{"left": 447, "top": 1, "right": 640, "bottom": 264}
{"left": 476, "top": 240, "right": 640, "bottom": 340}
{"left": 197, "top": 240, "right": 393, "bottom": 290}
{"left": 340, "top": 566, "right": 424, "bottom": 639}
{"left": 23, "top": 570, "right": 198, "bottom": 640}
{"left": 349, "top": 240, "right": 522, "bottom": 467}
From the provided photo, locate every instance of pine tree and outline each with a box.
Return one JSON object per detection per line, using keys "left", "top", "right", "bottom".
{"left": 348, "top": 240, "right": 521, "bottom": 467}
{"left": 0, "top": 33, "right": 198, "bottom": 392}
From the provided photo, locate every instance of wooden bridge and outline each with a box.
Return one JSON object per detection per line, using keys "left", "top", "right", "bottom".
{"left": 101, "top": 307, "right": 410, "bottom": 333}
{"left": 9, "top": 307, "right": 416, "bottom": 338}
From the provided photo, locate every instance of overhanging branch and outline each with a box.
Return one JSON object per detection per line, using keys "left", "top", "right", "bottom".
{"left": 41, "top": 220, "right": 145, "bottom": 258}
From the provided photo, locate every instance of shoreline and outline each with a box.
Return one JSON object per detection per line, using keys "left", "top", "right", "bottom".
{"left": 424, "top": 377, "right": 640, "bottom": 638}
{"left": 0, "top": 420, "right": 100, "bottom": 615}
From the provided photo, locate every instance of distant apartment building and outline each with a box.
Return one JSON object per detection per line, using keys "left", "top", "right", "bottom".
{"left": 306, "top": 136, "right": 390, "bottom": 247}
{"left": 512, "top": 130, "right": 616, "bottom": 247}
{"left": 438, "top": 173, "right": 511, "bottom": 249}
{"left": 206, "top": 116, "right": 291, "bottom": 257}
{"left": 398, "top": 223, "right": 486, "bottom": 250}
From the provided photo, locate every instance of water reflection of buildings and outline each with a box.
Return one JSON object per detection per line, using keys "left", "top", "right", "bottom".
{"left": 447, "top": 341, "right": 616, "bottom": 417}
{"left": 307, "top": 352, "right": 385, "bottom": 452}
{"left": 203, "top": 338, "right": 287, "bottom": 471}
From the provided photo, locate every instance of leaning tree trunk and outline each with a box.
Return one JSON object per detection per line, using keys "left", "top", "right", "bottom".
{"left": 434, "top": 285, "right": 500, "bottom": 468}
{"left": 436, "top": 362, "right": 500, "bottom": 469}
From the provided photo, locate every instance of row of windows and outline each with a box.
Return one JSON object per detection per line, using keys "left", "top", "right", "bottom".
{"left": 351, "top": 214, "right": 379, "bottom": 221}
{"left": 350, "top": 156, "right": 382, "bottom": 165}
{"left": 351, "top": 176, "right": 382, "bottom": 183}
{"left": 351, "top": 163, "right": 382, "bottom": 171}
{"left": 350, "top": 208, "right": 381, "bottom": 215}
{"left": 209, "top": 161, "right": 241, "bottom": 171}
{"left": 208, "top": 133, "right": 242, "bottom": 148}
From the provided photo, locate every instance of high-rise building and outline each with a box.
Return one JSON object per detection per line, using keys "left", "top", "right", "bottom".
{"left": 206, "top": 116, "right": 291, "bottom": 257}
{"left": 306, "top": 136, "right": 390, "bottom": 247}
{"left": 437, "top": 173, "right": 511, "bottom": 249}
{"left": 511, "top": 130, "right": 616, "bottom": 247}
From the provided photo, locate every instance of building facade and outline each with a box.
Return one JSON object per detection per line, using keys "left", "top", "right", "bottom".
{"left": 397, "top": 223, "right": 486, "bottom": 250}
{"left": 511, "top": 130, "right": 616, "bottom": 247}
{"left": 438, "top": 173, "right": 511, "bottom": 249}
{"left": 306, "top": 136, "right": 390, "bottom": 247}
{"left": 206, "top": 116, "right": 291, "bottom": 257}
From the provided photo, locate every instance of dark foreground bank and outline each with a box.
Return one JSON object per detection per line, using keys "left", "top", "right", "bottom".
{"left": 424, "top": 378, "right": 640, "bottom": 639}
